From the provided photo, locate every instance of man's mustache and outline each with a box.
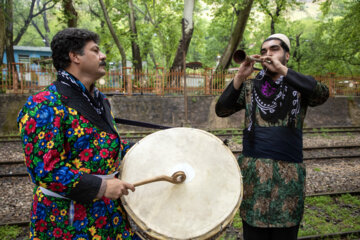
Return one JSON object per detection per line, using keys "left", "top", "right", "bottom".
{"left": 99, "top": 61, "right": 106, "bottom": 67}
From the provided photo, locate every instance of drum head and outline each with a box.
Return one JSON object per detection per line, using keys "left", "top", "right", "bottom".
{"left": 120, "top": 128, "right": 242, "bottom": 239}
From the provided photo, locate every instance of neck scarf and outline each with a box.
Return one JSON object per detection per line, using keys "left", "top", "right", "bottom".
{"left": 57, "top": 69, "right": 105, "bottom": 115}
{"left": 247, "top": 70, "right": 300, "bottom": 134}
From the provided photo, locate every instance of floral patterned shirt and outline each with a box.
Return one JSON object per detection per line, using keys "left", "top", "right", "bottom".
{"left": 18, "top": 83, "right": 140, "bottom": 240}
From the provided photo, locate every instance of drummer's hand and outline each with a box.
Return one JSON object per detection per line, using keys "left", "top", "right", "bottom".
{"left": 260, "top": 56, "right": 288, "bottom": 76}
{"left": 104, "top": 179, "right": 135, "bottom": 200}
{"left": 233, "top": 55, "right": 258, "bottom": 90}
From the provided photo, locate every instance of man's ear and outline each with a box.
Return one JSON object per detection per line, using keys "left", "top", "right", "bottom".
{"left": 285, "top": 52, "right": 290, "bottom": 62}
{"left": 69, "top": 52, "right": 80, "bottom": 64}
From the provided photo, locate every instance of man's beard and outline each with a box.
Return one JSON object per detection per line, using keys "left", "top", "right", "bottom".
{"left": 264, "top": 53, "right": 287, "bottom": 77}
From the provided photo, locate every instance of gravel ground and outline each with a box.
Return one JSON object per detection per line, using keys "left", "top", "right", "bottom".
{"left": 1, "top": 133, "right": 360, "bottom": 225}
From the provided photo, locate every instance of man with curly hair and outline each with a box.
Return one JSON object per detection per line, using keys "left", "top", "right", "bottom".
{"left": 18, "top": 28, "right": 140, "bottom": 239}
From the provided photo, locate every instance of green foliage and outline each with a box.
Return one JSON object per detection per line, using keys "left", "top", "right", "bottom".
{"left": 0, "top": 225, "right": 22, "bottom": 240}
{"left": 9, "top": 0, "right": 360, "bottom": 76}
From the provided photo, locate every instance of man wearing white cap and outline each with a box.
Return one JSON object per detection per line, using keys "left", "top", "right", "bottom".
{"left": 216, "top": 34, "right": 329, "bottom": 239}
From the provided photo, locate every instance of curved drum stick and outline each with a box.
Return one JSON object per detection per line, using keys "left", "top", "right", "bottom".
{"left": 133, "top": 171, "right": 186, "bottom": 187}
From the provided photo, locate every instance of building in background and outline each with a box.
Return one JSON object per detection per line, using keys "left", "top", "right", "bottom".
{"left": 2, "top": 46, "right": 53, "bottom": 86}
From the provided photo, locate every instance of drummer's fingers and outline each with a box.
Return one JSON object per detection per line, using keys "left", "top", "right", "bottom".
{"left": 124, "top": 182, "right": 135, "bottom": 192}
{"left": 120, "top": 187, "right": 129, "bottom": 196}
{"left": 120, "top": 182, "right": 135, "bottom": 195}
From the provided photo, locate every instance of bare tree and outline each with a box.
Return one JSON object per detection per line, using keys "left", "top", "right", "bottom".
{"left": 216, "top": 0, "right": 254, "bottom": 72}
{"left": 170, "top": 0, "right": 195, "bottom": 71}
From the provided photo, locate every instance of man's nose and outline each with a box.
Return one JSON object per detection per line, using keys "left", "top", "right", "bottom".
{"left": 100, "top": 52, "right": 106, "bottom": 60}
{"left": 265, "top": 49, "right": 272, "bottom": 56}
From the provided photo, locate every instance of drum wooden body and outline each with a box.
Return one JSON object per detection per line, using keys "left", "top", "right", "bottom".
{"left": 120, "top": 128, "right": 242, "bottom": 239}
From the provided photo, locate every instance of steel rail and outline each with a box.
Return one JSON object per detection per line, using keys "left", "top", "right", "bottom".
{"left": 1, "top": 144, "right": 359, "bottom": 165}
{"left": 298, "top": 230, "right": 360, "bottom": 240}
{"left": 1, "top": 150, "right": 360, "bottom": 177}
{"left": 1, "top": 126, "right": 360, "bottom": 141}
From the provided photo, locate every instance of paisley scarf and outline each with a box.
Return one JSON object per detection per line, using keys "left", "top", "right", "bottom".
{"left": 247, "top": 70, "right": 300, "bottom": 135}
{"left": 57, "top": 69, "right": 105, "bottom": 116}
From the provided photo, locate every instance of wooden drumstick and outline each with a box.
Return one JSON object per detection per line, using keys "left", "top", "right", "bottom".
{"left": 133, "top": 171, "right": 186, "bottom": 187}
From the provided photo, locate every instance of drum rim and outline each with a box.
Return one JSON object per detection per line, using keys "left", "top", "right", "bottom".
{"left": 120, "top": 127, "right": 243, "bottom": 240}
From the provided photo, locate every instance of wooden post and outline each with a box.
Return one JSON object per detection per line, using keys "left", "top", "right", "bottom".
{"left": 155, "top": 66, "right": 164, "bottom": 95}
{"left": 12, "top": 63, "right": 18, "bottom": 93}
{"left": 123, "top": 67, "right": 132, "bottom": 95}
{"left": 204, "top": 68, "right": 212, "bottom": 95}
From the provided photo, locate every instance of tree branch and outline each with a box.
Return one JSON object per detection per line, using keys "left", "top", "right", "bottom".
{"left": 13, "top": 0, "right": 56, "bottom": 45}
{"left": 31, "top": 20, "right": 49, "bottom": 46}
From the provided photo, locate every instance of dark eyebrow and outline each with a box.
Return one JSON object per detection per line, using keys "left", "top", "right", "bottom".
{"left": 261, "top": 44, "right": 281, "bottom": 52}
{"left": 91, "top": 45, "right": 100, "bottom": 50}
{"left": 269, "top": 44, "right": 281, "bottom": 49}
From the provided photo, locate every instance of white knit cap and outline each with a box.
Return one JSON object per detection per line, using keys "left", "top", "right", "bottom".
{"left": 266, "top": 33, "right": 291, "bottom": 51}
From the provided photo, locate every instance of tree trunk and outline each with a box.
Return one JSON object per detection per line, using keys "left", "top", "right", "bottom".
{"left": 5, "top": 0, "right": 15, "bottom": 65}
{"left": 128, "top": 0, "right": 142, "bottom": 72}
{"left": 32, "top": 21, "right": 49, "bottom": 47}
{"left": 98, "top": 0, "right": 128, "bottom": 88}
{"left": 39, "top": 0, "right": 50, "bottom": 46}
{"left": 0, "top": 2, "right": 6, "bottom": 64}
{"left": 63, "top": 0, "right": 78, "bottom": 27}
{"left": 4, "top": 0, "right": 17, "bottom": 87}
{"left": 170, "top": 0, "right": 195, "bottom": 71}
{"left": 292, "top": 33, "right": 302, "bottom": 72}
{"left": 216, "top": 0, "right": 254, "bottom": 72}
{"left": 270, "top": 17, "right": 275, "bottom": 34}
{"left": 13, "top": 0, "right": 35, "bottom": 45}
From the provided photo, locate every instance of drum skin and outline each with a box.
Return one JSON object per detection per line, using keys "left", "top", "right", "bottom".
{"left": 120, "top": 128, "right": 243, "bottom": 240}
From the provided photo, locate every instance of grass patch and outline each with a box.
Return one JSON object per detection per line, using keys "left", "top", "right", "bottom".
{"left": 0, "top": 225, "right": 23, "bottom": 240}
{"left": 125, "top": 132, "right": 133, "bottom": 138}
{"left": 231, "top": 135, "right": 242, "bottom": 144}
{"left": 313, "top": 168, "right": 321, "bottom": 172}
{"left": 299, "top": 194, "right": 360, "bottom": 237}
{"left": 223, "top": 194, "right": 360, "bottom": 239}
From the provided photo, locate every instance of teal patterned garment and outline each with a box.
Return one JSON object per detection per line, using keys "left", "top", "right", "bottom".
{"left": 216, "top": 69, "right": 329, "bottom": 228}
{"left": 17, "top": 83, "right": 140, "bottom": 240}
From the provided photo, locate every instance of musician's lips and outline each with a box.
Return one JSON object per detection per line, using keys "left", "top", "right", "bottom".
{"left": 99, "top": 61, "right": 106, "bottom": 67}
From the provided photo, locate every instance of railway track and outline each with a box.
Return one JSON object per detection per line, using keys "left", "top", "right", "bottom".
{"left": 2, "top": 126, "right": 360, "bottom": 142}
{"left": 298, "top": 230, "right": 360, "bottom": 240}
{"left": 1, "top": 144, "right": 359, "bottom": 178}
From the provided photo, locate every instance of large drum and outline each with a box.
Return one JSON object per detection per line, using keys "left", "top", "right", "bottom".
{"left": 120, "top": 128, "right": 243, "bottom": 239}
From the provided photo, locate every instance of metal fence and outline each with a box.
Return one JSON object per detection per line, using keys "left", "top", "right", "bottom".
{"left": 1, "top": 64, "right": 360, "bottom": 97}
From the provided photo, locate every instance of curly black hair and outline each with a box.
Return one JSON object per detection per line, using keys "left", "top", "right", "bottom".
{"left": 51, "top": 28, "right": 99, "bottom": 71}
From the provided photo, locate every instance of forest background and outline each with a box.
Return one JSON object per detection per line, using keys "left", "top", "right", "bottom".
{"left": 1, "top": 0, "right": 359, "bottom": 76}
